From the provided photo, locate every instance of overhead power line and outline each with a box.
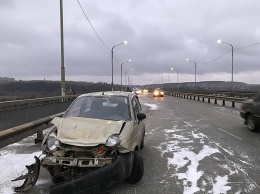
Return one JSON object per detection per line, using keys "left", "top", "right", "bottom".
{"left": 76, "top": 0, "right": 110, "bottom": 51}
{"left": 235, "top": 42, "right": 260, "bottom": 50}
{"left": 199, "top": 50, "right": 231, "bottom": 65}
{"left": 198, "top": 42, "right": 260, "bottom": 66}
{"left": 76, "top": 0, "right": 121, "bottom": 65}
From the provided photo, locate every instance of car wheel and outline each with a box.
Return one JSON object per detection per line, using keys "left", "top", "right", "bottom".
{"left": 247, "top": 115, "right": 257, "bottom": 132}
{"left": 125, "top": 151, "right": 144, "bottom": 184}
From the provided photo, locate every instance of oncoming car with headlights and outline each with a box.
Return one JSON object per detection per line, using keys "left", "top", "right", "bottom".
{"left": 13, "top": 91, "right": 146, "bottom": 193}
{"left": 153, "top": 88, "right": 164, "bottom": 97}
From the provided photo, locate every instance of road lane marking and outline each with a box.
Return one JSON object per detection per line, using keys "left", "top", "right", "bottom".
{"left": 218, "top": 128, "right": 243, "bottom": 140}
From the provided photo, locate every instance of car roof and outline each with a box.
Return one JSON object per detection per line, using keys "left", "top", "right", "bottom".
{"left": 78, "top": 91, "right": 134, "bottom": 98}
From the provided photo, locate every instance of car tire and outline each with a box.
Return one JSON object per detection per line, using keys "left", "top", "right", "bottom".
{"left": 125, "top": 151, "right": 144, "bottom": 184}
{"left": 247, "top": 115, "right": 258, "bottom": 132}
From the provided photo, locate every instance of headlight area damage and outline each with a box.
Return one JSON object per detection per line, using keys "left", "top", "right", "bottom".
{"left": 12, "top": 119, "right": 144, "bottom": 193}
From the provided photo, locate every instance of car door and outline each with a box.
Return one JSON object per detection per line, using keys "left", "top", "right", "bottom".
{"left": 131, "top": 96, "right": 145, "bottom": 145}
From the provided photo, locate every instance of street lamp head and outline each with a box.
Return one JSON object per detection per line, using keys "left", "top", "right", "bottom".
{"left": 124, "top": 41, "right": 128, "bottom": 44}
{"left": 186, "top": 59, "right": 189, "bottom": 61}
{"left": 129, "top": 59, "right": 131, "bottom": 62}
{"left": 217, "top": 39, "right": 222, "bottom": 44}
{"left": 131, "top": 68, "right": 133, "bottom": 71}
{"left": 171, "top": 68, "right": 174, "bottom": 71}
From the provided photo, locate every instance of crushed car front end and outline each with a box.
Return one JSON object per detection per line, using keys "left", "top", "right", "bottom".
{"left": 49, "top": 152, "right": 133, "bottom": 194}
{"left": 40, "top": 116, "right": 128, "bottom": 184}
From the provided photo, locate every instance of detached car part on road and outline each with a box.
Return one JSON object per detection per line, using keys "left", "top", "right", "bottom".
{"left": 240, "top": 91, "right": 260, "bottom": 132}
{"left": 13, "top": 91, "right": 146, "bottom": 193}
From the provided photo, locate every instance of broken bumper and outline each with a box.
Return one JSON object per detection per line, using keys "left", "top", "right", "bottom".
{"left": 12, "top": 156, "right": 41, "bottom": 192}
{"left": 50, "top": 154, "right": 131, "bottom": 194}
{"left": 41, "top": 156, "right": 112, "bottom": 167}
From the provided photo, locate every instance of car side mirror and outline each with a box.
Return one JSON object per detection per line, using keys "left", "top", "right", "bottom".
{"left": 137, "top": 113, "right": 146, "bottom": 120}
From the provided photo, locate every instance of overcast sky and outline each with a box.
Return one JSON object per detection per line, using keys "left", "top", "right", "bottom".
{"left": 1, "top": 0, "right": 260, "bottom": 85}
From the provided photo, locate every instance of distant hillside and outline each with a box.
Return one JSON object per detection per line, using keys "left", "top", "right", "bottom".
{"left": 144, "top": 81, "right": 260, "bottom": 92}
{"left": 0, "top": 80, "right": 121, "bottom": 100}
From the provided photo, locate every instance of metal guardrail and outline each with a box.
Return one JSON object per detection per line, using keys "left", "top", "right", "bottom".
{"left": 0, "top": 95, "right": 78, "bottom": 148}
{"left": 0, "top": 112, "right": 64, "bottom": 149}
{"left": 0, "top": 95, "right": 78, "bottom": 131}
{"left": 165, "top": 90, "right": 257, "bottom": 98}
{"left": 165, "top": 91, "right": 251, "bottom": 107}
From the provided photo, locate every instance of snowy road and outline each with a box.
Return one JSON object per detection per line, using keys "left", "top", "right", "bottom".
{"left": 1, "top": 93, "right": 260, "bottom": 194}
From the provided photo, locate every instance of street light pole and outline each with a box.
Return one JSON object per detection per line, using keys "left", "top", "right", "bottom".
{"left": 217, "top": 39, "right": 234, "bottom": 92}
{"left": 186, "top": 59, "right": 197, "bottom": 82}
{"left": 121, "top": 59, "right": 131, "bottom": 87}
{"left": 125, "top": 69, "right": 133, "bottom": 86}
{"left": 171, "top": 67, "right": 179, "bottom": 83}
{"left": 170, "top": 68, "right": 174, "bottom": 83}
{"left": 111, "top": 41, "right": 127, "bottom": 91}
{"left": 60, "top": 0, "right": 65, "bottom": 96}
{"left": 176, "top": 70, "right": 179, "bottom": 83}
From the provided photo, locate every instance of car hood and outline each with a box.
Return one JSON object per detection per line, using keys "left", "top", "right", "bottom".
{"left": 52, "top": 117, "right": 125, "bottom": 146}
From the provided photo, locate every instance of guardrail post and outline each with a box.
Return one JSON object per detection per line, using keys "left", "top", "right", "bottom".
{"left": 232, "top": 101, "right": 235, "bottom": 107}
{"left": 53, "top": 100, "right": 55, "bottom": 114}
{"left": 198, "top": 97, "right": 200, "bottom": 101}
{"left": 208, "top": 98, "right": 210, "bottom": 103}
{"left": 202, "top": 97, "right": 205, "bottom": 102}
{"left": 222, "top": 100, "right": 225, "bottom": 106}
{"left": 193, "top": 96, "right": 195, "bottom": 100}
{"left": 35, "top": 131, "right": 44, "bottom": 144}
{"left": 27, "top": 103, "right": 30, "bottom": 123}
{"left": 214, "top": 99, "right": 217, "bottom": 104}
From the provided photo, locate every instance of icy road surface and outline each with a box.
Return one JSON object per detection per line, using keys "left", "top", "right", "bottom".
{"left": 110, "top": 94, "right": 260, "bottom": 193}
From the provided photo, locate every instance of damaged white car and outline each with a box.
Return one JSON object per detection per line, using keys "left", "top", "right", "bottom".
{"left": 13, "top": 91, "right": 146, "bottom": 193}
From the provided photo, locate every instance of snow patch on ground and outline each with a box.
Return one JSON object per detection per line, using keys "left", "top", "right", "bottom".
{"left": 211, "top": 175, "right": 231, "bottom": 194}
{"left": 168, "top": 145, "right": 219, "bottom": 194}
{"left": 191, "top": 131, "right": 207, "bottom": 139}
{"left": 183, "top": 121, "right": 194, "bottom": 128}
{"left": 0, "top": 151, "right": 42, "bottom": 194}
{"left": 156, "top": 126, "right": 233, "bottom": 194}
{"left": 143, "top": 103, "right": 159, "bottom": 110}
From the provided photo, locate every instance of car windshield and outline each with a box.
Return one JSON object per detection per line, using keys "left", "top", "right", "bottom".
{"left": 64, "top": 95, "right": 130, "bottom": 121}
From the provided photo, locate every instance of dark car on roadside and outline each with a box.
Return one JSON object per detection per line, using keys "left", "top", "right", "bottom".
{"left": 240, "top": 92, "right": 260, "bottom": 132}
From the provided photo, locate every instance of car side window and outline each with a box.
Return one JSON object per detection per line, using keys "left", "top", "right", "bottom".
{"left": 135, "top": 97, "right": 142, "bottom": 111}
{"left": 132, "top": 97, "right": 140, "bottom": 121}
